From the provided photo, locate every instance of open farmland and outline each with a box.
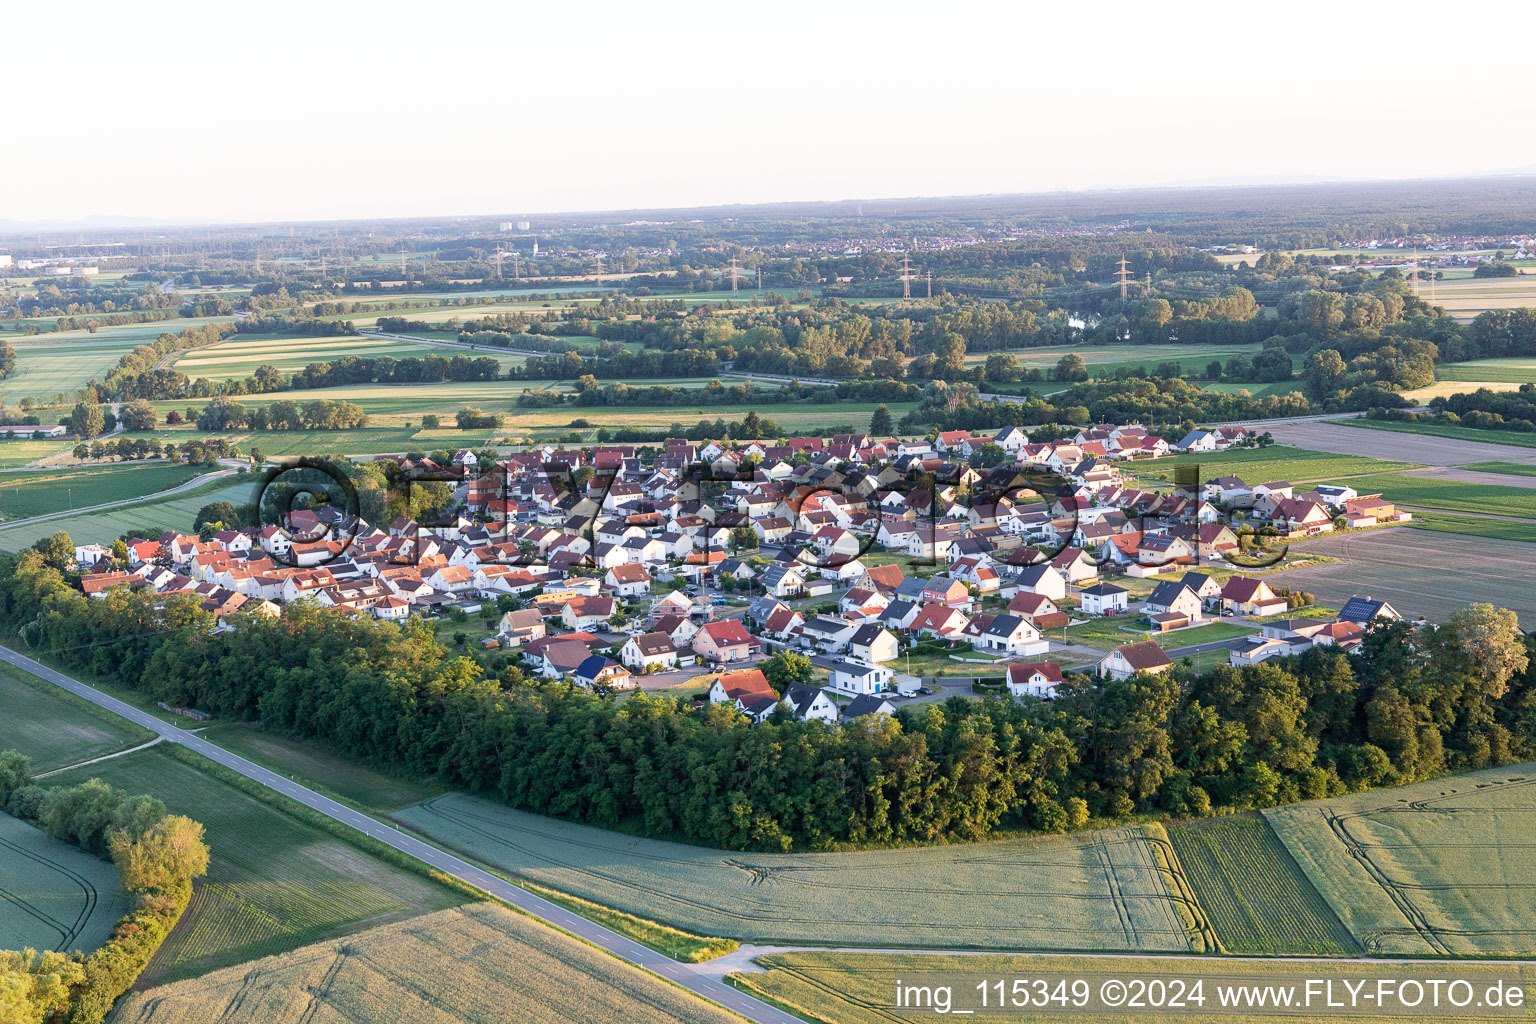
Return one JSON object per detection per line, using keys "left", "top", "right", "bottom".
{"left": 42, "top": 746, "right": 468, "bottom": 983}
{"left": 1419, "top": 275, "right": 1536, "bottom": 320}
{"left": 168, "top": 332, "right": 526, "bottom": 379}
{"left": 391, "top": 794, "right": 1199, "bottom": 952}
{"left": 0, "top": 440, "right": 71, "bottom": 469}
{"left": 0, "top": 476, "right": 255, "bottom": 553}
{"left": 0, "top": 811, "right": 129, "bottom": 955}
{"left": 0, "top": 663, "right": 152, "bottom": 771}
{"left": 1266, "top": 765, "right": 1536, "bottom": 956}
{"left": 149, "top": 376, "right": 784, "bottom": 426}
{"left": 951, "top": 342, "right": 1270, "bottom": 378}
{"left": 502, "top": 400, "right": 917, "bottom": 440}
{"left": 1165, "top": 814, "right": 1357, "bottom": 955}
{"left": 1437, "top": 357, "right": 1536, "bottom": 385}
{"left": 0, "top": 462, "right": 201, "bottom": 522}
{"left": 1271, "top": 418, "right": 1536, "bottom": 462}
{"left": 112, "top": 903, "right": 743, "bottom": 1024}
{"left": 4, "top": 316, "right": 239, "bottom": 399}
{"left": 1129, "top": 446, "right": 1420, "bottom": 487}
{"left": 1280, "top": 528, "right": 1536, "bottom": 625}
{"left": 732, "top": 950, "right": 1536, "bottom": 1024}
{"left": 1336, "top": 471, "right": 1536, "bottom": 517}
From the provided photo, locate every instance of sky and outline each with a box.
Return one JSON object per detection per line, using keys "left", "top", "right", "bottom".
{"left": 8, "top": 0, "right": 1536, "bottom": 225}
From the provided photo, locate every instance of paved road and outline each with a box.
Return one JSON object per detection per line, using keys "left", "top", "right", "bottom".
{"left": 0, "top": 643, "right": 801, "bottom": 1024}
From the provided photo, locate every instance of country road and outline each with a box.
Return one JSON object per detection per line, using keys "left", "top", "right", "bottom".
{"left": 0, "top": 644, "right": 802, "bottom": 1024}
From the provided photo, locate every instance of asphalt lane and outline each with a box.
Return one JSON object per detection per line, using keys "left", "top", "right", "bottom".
{"left": 0, "top": 643, "right": 800, "bottom": 1024}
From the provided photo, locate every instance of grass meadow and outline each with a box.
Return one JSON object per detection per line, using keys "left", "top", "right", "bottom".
{"left": 0, "top": 662, "right": 152, "bottom": 772}
{"left": 43, "top": 745, "right": 468, "bottom": 984}
{"left": 391, "top": 793, "right": 1199, "bottom": 952}
{"left": 0, "top": 812, "right": 129, "bottom": 955}
{"left": 1266, "top": 764, "right": 1536, "bottom": 955}
{"left": 169, "top": 332, "right": 527, "bottom": 379}
{"left": 111, "top": 903, "right": 744, "bottom": 1024}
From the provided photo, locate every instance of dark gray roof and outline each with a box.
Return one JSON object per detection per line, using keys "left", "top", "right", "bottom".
{"left": 843, "top": 694, "right": 895, "bottom": 719}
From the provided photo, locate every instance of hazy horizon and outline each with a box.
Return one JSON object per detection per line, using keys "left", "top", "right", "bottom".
{"left": 8, "top": 1, "right": 1536, "bottom": 225}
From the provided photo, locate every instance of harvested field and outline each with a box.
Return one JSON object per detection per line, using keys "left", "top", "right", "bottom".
{"left": 111, "top": 903, "right": 742, "bottom": 1024}
{"left": 1293, "top": 419, "right": 1536, "bottom": 460}
{"left": 1165, "top": 814, "right": 1357, "bottom": 955}
{"left": 1280, "top": 529, "right": 1536, "bottom": 625}
{"left": 1266, "top": 764, "right": 1536, "bottom": 956}
{"left": 0, "top": 661, "right": 152, "bottom": 771}
{"left": 391, "top": 794, "right": 1198, "bottom": 952}
{"left": 0, "top": 811, "right": 128, "bottom": 954}
{"left": 43, "top": 747, "right": 466, "bottom": 983}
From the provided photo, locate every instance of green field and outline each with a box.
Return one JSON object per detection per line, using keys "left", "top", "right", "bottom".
{"left": 1166, "top": 814, "right": 1358, "bottom": 955}
{"left": 391, "top": 794, "right": 1197, "bottom": 952}
{"left": 0, "top": 439, "right": 70, "bottom": 469}
{"left": 1266, "top": 764, "right": 1536, "bottom": 955}
{"left": 0, "top": 475, "right": 256, "bottom": 553}
{"left": 0, "top": 662, "right": 152, "bottom": 771}
{"left": 1461, "top": 460, "right": 1536, "bottom": 477}
{"left": 1408, "top": 511, "right": 1536, "bottom": 543}
{"left": 197, "top": 722, "right": 442, "bottom": 813}
{"left": 3, "top": 315, "right": 239, "bottom": 400}
{"left": 955, "top": 343, "right": 1268, "bottom": 378}
{"left": 1437, "top": 358, "right": 1536, "bottom": 384}
{"left": 42, "top": 746, "right": 468, "bottom": 982}
{"left": 1329, "top": 417, "right": 1536, "bottom": 450}
{"left": 112, "top": 903, "right": 742, "bottom": 1024}
{"left": 0, "top": 461, "right": 201, "bottom": 522}
{"left": 1130, "top": 446, "right": 1421, "bottom": 487}
{"left": 0, "top": 811, "right": 129, "bottom": 955}
{"left": 148, "top": 376, "right": 783, "bottom": 426}
{"left": 732, "top": 950, "right": 1536, "bottom": 1023}
{"left": 170, "top": 332, "right": 527, "bottom": 379}
{"left": 1335, "top": 472, "right": 1536, "bottom": 518}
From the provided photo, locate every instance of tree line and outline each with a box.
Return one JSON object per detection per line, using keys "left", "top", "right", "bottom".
{"left": 0, "top": 749, "right": 208, "bottom": 1024}
{"left": 2, "top": 543, "right": 1532, "bottom": 854}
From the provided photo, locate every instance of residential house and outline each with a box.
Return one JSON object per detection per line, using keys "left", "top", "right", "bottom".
{"left": 694, "top": 619, "right": 756, "bottom": 663}
{"left": 973, "top": 614, "right": 1049, "bottom": 656}
{"left": 621, "top": 631, "right": 678, "bottom": 672}
{"left": 1097, "top": 641, "right": 1174, "bottom": 680}
{"left": 781, "top": 683, "right": 839, "bottom": 723}
{"left": 562, "top": 595, "right": 615, "bottom": 631}
{"left": 1338, "top": 595, "right": 1402, "bottom": 625}
{"left": 849, "top": 623, "right": 899, "bottom": 664}
{"left": 1006, "top": 592, "right": 1069, "bottom": 630}
{"left": 1007, "top": 661, "right": 1063, "bottom": 700}
{"left": 827, "top": 658, "right": 894, "bottom": 696}
{"left": 605, "top": 563, "right": 652, "bottom": 598}
{"left": 1079, "top": 582, "right": 1129, "bottom": 616}
{"left": 498, "top": 608, "right": 547, "bottom": 645}
{"left": 1222, "top": 577, "right": 1287, "bottom": 617}
{"left": 842, "top": 694, "right": 896, "bottom": 719}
